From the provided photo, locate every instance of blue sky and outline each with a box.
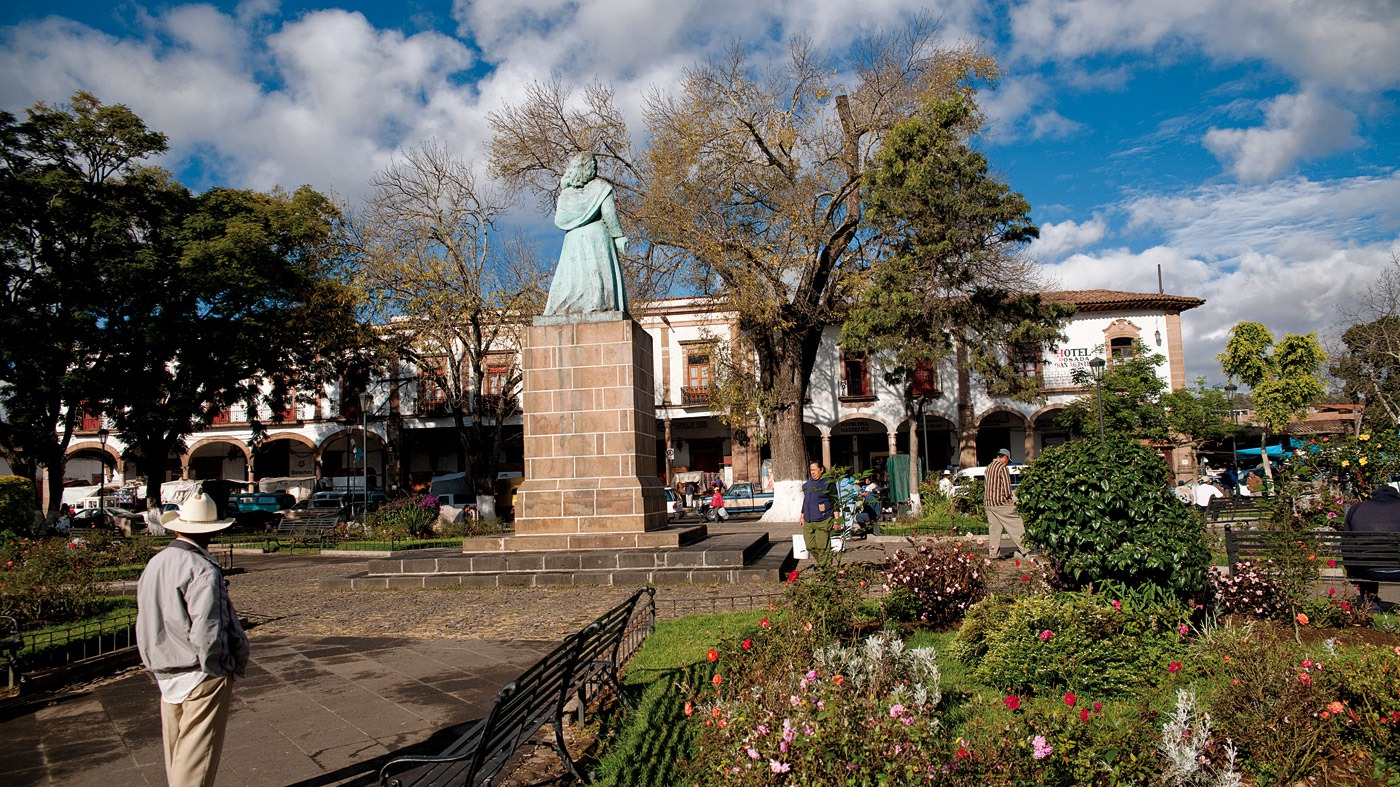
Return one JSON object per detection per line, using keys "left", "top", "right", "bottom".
{"left": 4, "top": 0, "right": 1399, "bottom": 383}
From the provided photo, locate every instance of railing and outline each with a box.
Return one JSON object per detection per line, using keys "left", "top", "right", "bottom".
{"left": 21, "top": 611, "right": 139, "bottom": 670}
{"left": 417, "top": 397, "right": 449, "bottom": 417}
{"left": 681, "top": 386, "right": 711, "bottom": 406}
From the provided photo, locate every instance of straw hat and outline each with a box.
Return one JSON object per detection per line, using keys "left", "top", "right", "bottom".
{"left": 160, "top": 492, "right": 235, "bottom": 534}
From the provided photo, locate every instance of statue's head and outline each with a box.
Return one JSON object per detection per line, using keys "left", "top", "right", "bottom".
{"left": 561, "top": 152, "right": 597, "bottom": 189}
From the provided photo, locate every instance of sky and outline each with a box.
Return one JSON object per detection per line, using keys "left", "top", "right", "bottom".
{"left": 3, "top": 0, "right": 1399, "bottom": 385}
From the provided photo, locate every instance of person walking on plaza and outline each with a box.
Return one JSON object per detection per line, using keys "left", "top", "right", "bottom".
{"left": 985, "top": 448, "right": 1028, "bottom": 559}
{"left": 709, "top": 482, "right": 729, "bottom": 521}
{"left": 800, "top": 461, "right": 838, "bottom": 561}
{"left": 137, "top": 492, "right": 249, "bottom": 787}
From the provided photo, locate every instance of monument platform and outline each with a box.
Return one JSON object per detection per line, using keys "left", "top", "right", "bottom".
{"left": 320, "top": 531, "right": 792, "bottom": 589}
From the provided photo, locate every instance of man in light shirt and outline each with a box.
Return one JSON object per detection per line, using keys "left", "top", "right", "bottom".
{"left": 137, "top": 492, "right": 249, "bottom": 787}
{"left": 1194, "top": 478, "right": 1224, "bottom": 513}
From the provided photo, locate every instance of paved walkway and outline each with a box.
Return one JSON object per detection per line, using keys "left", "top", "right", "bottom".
{"left": 3, "top": 634, "right": 554, "bottom": 787}
{"left": 0, "top": 517, "right": 820, "bottom": 786}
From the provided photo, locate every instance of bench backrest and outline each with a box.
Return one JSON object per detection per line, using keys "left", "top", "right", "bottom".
{"left": 573, "top": 587, "right": 655, "bottom": 688}
{"left": 1224, "top": 525, "right": 1400, "bottom": 572}
{"left": 462, "top": 623, "right": 592, "bottom": 785}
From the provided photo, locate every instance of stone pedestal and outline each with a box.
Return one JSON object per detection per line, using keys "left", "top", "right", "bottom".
{"left": 508, "top": 314, "right": 671, "bottom": 547}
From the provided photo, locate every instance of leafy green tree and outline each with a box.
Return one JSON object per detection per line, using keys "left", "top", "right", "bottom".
{"left": 1218, "top": 322, "right": 1327, "bottom": 486}
{"left": 1056, "top": 350, "right": 1170, "bottom": 441}
{"left": 842, "top": 94, "right": 1069, "bottom": 504}
{"left": 100, "top": 185, "right": 369, "bottom": 505}
{"left": 1161, "top": 380, "right": 1245, "bottom": 461}
{"left": 0, "top": 92, "right": 167, "bottom": 513}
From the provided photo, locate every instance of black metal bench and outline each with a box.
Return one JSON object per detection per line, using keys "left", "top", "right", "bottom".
{"left": 378, "top": 587, "right": 657, "bottom": 787}
{"left": 1224, "top": 525, "right": 1400, "bottom": 591}
{"left": 265, "top": 511, "right": 342, "bottom": 552}
{"left": 1206, "top": 496, "right": 1268, "bottom": 524}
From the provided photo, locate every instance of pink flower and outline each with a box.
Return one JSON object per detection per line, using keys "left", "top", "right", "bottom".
{"left": 1327, "top": 559, "right": 1337, "bottom": 568}
{"left": 1168, "top": 661, "right": 1182, "bottom": 674}
{"left": 1063, "top": 691, "right": 1076, "bottom": 707}
{"left": 1178, "top": 624, "right": 1189, "bottom": 636}
{"left": 746, "top": 747, "right": 761, "bottom": 760}
{"left": 1004, "top": 695, "right": 1020, "bottom": 711}
{"left": 1032, "top": 735, "right": 1053, "bottom": 760}
{"left": 769, "top": 760, "right": 790, "bottom": 774}
{"left": 1110, "top": 599, "right": 1122, "bottom": 611}
{"left": 1038, "top": 629, "right": 1054, "bottom": 642}
{"left": 1092, "top": 701, "right": 1102, "bottom": 712}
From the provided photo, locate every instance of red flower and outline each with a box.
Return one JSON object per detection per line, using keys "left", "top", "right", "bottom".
{"left": 742, "top": 638, "right": 753, "bottom": 651}
{"left": 706, "top": 649, "right": 719, "bottom": 662}
{"left": 833, "top": 675, "right": 845, "bottom": 686}
{"left": 1079, "top": 708, "right": 1090, "bottom": 722}
{"left": 712, "top": 674, "right": 723, "bottom": 686}
{"left": 787, "top": 569, "right": 800, "bottom": 582}
{"left": 1168, "top": 661, "right": 1182, "bottom": 674}
{"left": 1064, "top": 691, "right": 1076, "bottom": 707}
{"left": 955, "top": 746, "right": 970, "bottom": 759}
{"left": 1004, "top": 696, "right": 1020, "bottom": 711}
{"left": 1298, "top": 672, "right": 1313, "bottom": 687}
{"left": 1020, "top": 575, "right": 1030, "bottom": 582}
{"left": 1092, "top": 701, "right": 1102, "bottom": 712}
{"left": 760, "top": 617, "right": 771, "bottom": 629}
{"left": 1014, "top": 559, "right": 1020, "bottom": 567}
{"left": 684, "top": 701, "right": 694, "bottom": 716}
{"left": 1327, "top": 559, "right": 1337, "bottom": 568}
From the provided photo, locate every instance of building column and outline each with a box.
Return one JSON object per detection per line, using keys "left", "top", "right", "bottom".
{"left": 663, "top": 417, "right": 673, "bottom": 482}
{"left": 821, "top": 433, "right": 832, "bottom": 469}
{"left": 1023, "top": 428, "right": 1035, "bottom": 462}
{"left": 887, "top": 430, "right": 898, "bottom": 461}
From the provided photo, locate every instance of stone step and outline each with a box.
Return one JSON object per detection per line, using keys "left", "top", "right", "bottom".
{"left": 364, "top": 532, "right": 770, "bottom": 577}
{"left": 320, "top": 540, "right": 794, "bottom": 590}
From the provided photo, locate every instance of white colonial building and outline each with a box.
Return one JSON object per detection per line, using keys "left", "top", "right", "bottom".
{"left": 56, "top": 288, "right": 1203, "bottom": 505}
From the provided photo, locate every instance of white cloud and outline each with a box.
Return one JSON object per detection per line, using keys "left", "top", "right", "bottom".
{"left": 1008, "top": 0, "right": 1400, "bottom": 93}
{"left": 1124, "top": 172, "right": 1400, "bottom": 257}
{"left": 1046, "top": 174, "right": 1400, "bottom": 380}
{"left": 1028, "top": 216, "right": 1108, "bottom": 261}
{"left": 1203, "top": 91, "right": 1359, "bottom": 182}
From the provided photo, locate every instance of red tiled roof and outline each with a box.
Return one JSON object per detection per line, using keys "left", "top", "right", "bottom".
{"left": 1048, "top": 290, "right": 1206, "bottom": 313}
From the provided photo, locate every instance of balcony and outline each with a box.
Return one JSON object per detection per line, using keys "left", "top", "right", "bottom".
{"left": 681, "top": 386, "right": 711, "bottom": 406}
{"left": 417, "top": 396, "right": 449, "bottom": 417}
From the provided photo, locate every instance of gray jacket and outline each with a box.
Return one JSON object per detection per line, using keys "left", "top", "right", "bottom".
{"left": 136, "top": 539, "right": 249, "bottom": 680}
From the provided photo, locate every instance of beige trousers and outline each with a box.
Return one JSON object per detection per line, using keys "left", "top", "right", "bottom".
{"left": 160, "top": 674, "right": 234, "bottom": 787}
{"left": 986, "top": 504, "right": 1026, "bottom": 558}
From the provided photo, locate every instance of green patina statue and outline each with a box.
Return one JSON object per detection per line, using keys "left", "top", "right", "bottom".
{"left": 543, "top": 152, "right": 630, "bottom": 317}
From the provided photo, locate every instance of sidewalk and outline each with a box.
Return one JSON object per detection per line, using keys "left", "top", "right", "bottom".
{"left": 1, "top": 635, "right": 554, "bottom": 787}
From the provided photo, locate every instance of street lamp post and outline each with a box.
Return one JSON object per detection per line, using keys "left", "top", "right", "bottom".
{"left": 360, "top": 391, "right": 373, "bottom": 520}
{"left": 1224, "top": 382, "right": 1238, "bottom": 458}
{"left": 97, "top": 427, "right": 109, "bottom": 506}
{"left": 1088, "top": 357, "right": 1107, "bottom": 441}
{"left": 1355, "top": 391, "right": 1366, "bottom": 436}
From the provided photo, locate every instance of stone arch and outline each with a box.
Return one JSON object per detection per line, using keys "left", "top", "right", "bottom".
{"left": 828, "top": 415, "right": 892, "bottom": 475}
{"left": 974, "top": 407, "right": 1031, "bottom": 465}
{"left": 253, "top": 432, "right": 319, "bottom": 481}
{"left": 65, "top": 441, "right": 122, "bottom": 485}
{"left": 1030, "top": 405, "right": 1071, "bottom": 458}
{"left": 318, "top": 427, "right": 387, "bottom": 490}
{"left": 185, "top": 437, "right": 252, "bottom": 481}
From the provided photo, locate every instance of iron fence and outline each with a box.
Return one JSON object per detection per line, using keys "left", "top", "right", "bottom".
{"left": 22, "top": 610, "right": 139, "bottom": 670}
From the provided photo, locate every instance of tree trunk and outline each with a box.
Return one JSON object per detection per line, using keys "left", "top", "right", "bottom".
{"left": 1260, "top": 431, "right": 1274, "bottom": 488}
{"left": 956, "top": 339, "right": 978, "bottom": 468}
{"left": 760, "top": 328, "right": 821, "bottom": 522}
{"left": 908, "top": 402, "right": 922, "bottom": 515}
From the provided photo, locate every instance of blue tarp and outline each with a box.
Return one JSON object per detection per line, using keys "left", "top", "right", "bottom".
{"left": 1234, "top": 444, "right": 1289, "bottom": 457}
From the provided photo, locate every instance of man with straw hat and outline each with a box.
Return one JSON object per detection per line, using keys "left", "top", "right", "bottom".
{"left": 137, "top": 491, "right": 249, "bottom": 787}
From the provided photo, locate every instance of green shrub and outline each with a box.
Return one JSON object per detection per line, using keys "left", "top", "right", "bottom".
{"left": 881, "top": 539, "right": 988, "bottom": 628}
{"left": 1, "top": 536, "right": 105, "bottom": 627}
{"left": 1015, "top": 438, "right": 1211, "bottom": 598}
{"left": 365, "top": 493, "right": 438, "bottom": 539}
{"left": 0, "top": 476, "right": 37, "bottom": 534}
{"left": 953, "top": 477, "right": 986, "bottom": 520}
{"left": 950, "top": 593, "right": 1188, "bottom": 698}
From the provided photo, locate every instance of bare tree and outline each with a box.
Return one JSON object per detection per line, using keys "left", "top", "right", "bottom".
{"left": 344, "top": 142, "right": 549, "bottom": 492}
{"left": 1333, "top": 253, "right": 1400, "bottom": 426}
{"left": 489, "top": 19, "right": 997, "bottom": 518}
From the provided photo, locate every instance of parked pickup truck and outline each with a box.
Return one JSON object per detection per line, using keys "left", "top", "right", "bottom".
{"left": 700, "top": 482, "right": 774, "bottom": 521}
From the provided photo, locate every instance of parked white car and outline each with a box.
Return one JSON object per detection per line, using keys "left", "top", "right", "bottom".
{"left": 949, "top": 464, "right": 1025, "bottom": 497}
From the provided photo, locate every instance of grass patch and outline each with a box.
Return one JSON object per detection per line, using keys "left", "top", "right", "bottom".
{"left": 594, "top": 611, "right": 762, "bottom": 787}
{"left": 92, "top": 564, "right": 146, "bottom": 581}
{"left": 881, "top": 520, "right": 989, "bottom": 537}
